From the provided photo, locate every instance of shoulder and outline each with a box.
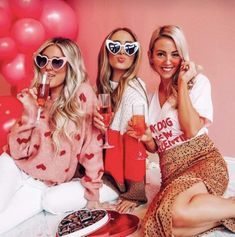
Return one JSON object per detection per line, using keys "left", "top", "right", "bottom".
{"left": 191, "top": 73, "right": 211, "bottom": 92}
{"left": 126, "top": 77, "right": 147, "bottom": 94}
{"left": 128, "top": 77, "right": 146, "bottom": 89}
{"left": 76, "top": 82, "right": 97, "bottom": 113}
{"left": 194, "top": 73, "right": 211, "bottom": 87}
{"left": 124, "top": 77, "right": 148, "bottom": 102}
{"left": 136, "top": 77, "right": 146, "bottom": 87}
{"left": 77, "top": 81, "right": 96, "bottom": 95}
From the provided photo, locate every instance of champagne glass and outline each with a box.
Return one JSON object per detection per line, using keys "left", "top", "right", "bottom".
{"left": 36, "top": 72, "right": 50, "bottom": 121}
{"left": 132, "top": 104, "right": 146, "bottom": 160}
{"left": 98, "top": 93, "right": 114, "bottom": 149}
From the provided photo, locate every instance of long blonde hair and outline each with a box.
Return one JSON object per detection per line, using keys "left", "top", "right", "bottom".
{"left": 96, "top": 27, "right": 141, "bottom": 112}
{"left": 148, "top": 25, "right": 196, "bottom": 107}
{"left": 32, "top": 37, "right": 88, "bottom": 151}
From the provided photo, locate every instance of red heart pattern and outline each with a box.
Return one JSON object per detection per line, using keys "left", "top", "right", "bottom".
{"left": 85, "top": 153, "right": 94, "bottom": 160}
{"left": 36, "top": 163, "right": 46, "bottom": 170}
{"left": 16, "top": 137, "right": 30, "bottom": 144}
{"left": 34, "top": 144, "right": 40, "bottom": 150}
{"left": 75, "top": 133, "right": 81, "bottom": 141}
{"left": 79, "top": 93, "right": 87, "bottom": 102}
{"left": 97, "top": 133, "right": 103, "bottom": 141}
{"left": 60, "top": 150, "right": 66, "bottom": 156}
{"left": 44, "top": 131, "right": 51, "bottom": 137}
{"left": 18, "top": 120, "right": 23, "bottom": 127}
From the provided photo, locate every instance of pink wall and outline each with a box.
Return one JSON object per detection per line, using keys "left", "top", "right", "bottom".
{"left": 1, "top": 0, "right": 234, "bottom": 157}
{"left": 69, "top": 0, "right": 235, "bottom": 157}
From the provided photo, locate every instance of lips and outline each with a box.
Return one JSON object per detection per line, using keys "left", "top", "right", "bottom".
{"left": 162, "top": 67, "right": 174, "bottom": 72}
{"left": 117, "top": 57, "right": 126, "bottom": 63}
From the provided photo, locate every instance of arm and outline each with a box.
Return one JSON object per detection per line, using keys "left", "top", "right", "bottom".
{"left": 126, "top": 121, "right": 157, "bottom": 153}
{"left": 78, "top": 85, "right": 104, "bottom": 209}
{"left": 177, "top": 61, "right": 204, "bottom": 139}
{"left": 8, "top": 88, "right": 41, "bottom": 159}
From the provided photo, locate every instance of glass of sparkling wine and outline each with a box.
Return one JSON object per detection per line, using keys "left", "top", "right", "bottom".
{"left": 98, "top": 93, "right": 114, "bottom": 149}
{"left": 36, "top": 72, "right": 49, "bottom": 121}
{"left": 132, "top": 104, "right": 146, "bottom": 160}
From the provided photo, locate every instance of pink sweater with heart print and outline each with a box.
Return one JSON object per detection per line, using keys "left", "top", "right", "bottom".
{"left": 7, "top": 82, "right": 103, "bottom": 202}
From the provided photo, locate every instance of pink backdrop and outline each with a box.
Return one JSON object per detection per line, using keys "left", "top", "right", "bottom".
{"left": 1, "top": 0, "right": 234, "bottom": 157}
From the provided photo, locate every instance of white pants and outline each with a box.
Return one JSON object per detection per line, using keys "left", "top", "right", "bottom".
{"left": 0, "top": 152, "right": 118, "bottom": 234}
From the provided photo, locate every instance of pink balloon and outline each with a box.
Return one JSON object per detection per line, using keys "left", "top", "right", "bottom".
{"left": 0, "top": 0, "right": 11, "bottom": 14}
{"left": 0, "top": 37, "right": 17, "bottom": 61}
{"left": 11, "top": 18, "right": 45, "bottom": 54}
{"left": 10, "top": 0, "right": 42, "bottom": 19}
{"left": 1, "top": 53, "right": 32, "bottom": 86}
{"left": 40, "top": 0, "right": 78, "bottom": 40}
{"left": 0, "top": 95, "right": 23, "bottom": 151}
{"left": 0, "top": 7, "right": 12, "bottom": 37}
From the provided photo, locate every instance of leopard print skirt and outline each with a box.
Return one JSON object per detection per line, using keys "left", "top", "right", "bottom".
{"left": 143, "top": 134, "right": 235, "bottom": 237}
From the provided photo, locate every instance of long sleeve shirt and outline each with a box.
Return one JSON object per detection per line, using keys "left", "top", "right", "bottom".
{"left": 8, "top": 82, "right": 103, "bottom": 202}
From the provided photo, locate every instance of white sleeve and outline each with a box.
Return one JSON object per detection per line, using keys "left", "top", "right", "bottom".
{"left": 189, "top": 74, "right": 213, "bottom": 126}
{"left": 110, "top": 81, "right": 148, "bottom": 134}
{"left": 119, "top": 87, "right": 148, "bottom": 133}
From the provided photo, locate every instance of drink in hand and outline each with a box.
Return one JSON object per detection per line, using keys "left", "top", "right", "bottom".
{"left": 37, "top": 82, "right": 50, "bottom": 107}
{"left": 99, "top": 106, "right": 112, "bottom": 127}
{"left": 36, "top": 72, "right": 49, "bottom": 121}
{"left": 98, "top": 93, "right": 114, "bottom": 149}
{"left": 132, "top": 115, "right": 146, "bottom": 136}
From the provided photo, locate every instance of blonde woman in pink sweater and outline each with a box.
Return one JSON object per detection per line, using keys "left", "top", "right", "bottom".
{"left": 0, "top": 38, "right": 118, "bottom": 234}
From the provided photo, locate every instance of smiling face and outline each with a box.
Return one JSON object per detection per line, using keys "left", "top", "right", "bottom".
{"left": 150, "top": 37, "right": 182, "bottom": 82}
{"left": 40, "top": 44, "right": 67, "bottom": 91}
{"left": 108, "top": 30, "right": 136, "bottom": 76}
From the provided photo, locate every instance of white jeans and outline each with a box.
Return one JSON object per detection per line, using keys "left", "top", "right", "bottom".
{"left": 0, "top": 152, "right": 118, "bottom": 234}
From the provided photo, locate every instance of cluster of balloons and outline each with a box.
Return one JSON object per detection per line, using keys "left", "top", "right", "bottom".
{"left": 0, "top": 0, "right": 78, "bottom": 150}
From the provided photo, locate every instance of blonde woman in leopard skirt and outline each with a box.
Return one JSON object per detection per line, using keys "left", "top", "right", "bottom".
{"left": 128, "top": 25, "right": 235, "bottom": 237}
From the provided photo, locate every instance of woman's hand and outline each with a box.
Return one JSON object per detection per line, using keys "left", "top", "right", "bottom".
{"left": 17, "top": 87, "right": 38, "bottom": 108}
{"left": 178, "top": 61, "right": 198, "bottom": 85}
{"left": 126, "top": 119, "right": 151, "bottom": 143}
{"left": 93, "top": 107, "right": 114, "bottom": 133}
{"left": 127, "top": 120, "right": 157, "bottom": 153}
{"left": 93, "top": 107, "right": 106, "bottom": 133}
{"left": 115, "top": 199, "right": 138, "bottom": 213}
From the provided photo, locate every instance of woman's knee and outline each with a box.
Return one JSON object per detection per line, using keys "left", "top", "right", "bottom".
{"left": 0, "top": 153, "right": 22, "bottom": 211}
{"left": 42, "top": 182, "right": 87, "bottom": 214}
{"left": 172, "top": 205, "right": 191, "bottom": 228}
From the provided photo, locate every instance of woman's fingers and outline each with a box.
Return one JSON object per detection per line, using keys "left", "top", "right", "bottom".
{"left": 179, "top": 61, "right": 198, "bottom": 83}
{"left": 93, "top": 108, "right": 106, "bottom": 132}
{"left": 29, "top": 87, "right": 38, "bottom": 99}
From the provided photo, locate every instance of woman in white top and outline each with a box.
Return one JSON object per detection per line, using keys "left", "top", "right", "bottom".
{"left": 128, "top": 25, "right": 235, "bottom": 237}
{"left": 93, "top": 27, "right": 150, "bottom": 213}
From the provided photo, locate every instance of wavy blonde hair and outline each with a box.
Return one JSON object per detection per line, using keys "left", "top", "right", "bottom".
{"left": 148, "top": 25, "right": 197, "bottom": 107}
{"left": 96, "top": 27, "right": 141, "bottom": 112}
{"left": 32, "top": 37, "right": 88, "bottom": 151}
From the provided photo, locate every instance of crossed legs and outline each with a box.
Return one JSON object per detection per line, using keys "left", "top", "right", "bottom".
{"left": 172, "top": 182, "right": 235, "bottom": 237}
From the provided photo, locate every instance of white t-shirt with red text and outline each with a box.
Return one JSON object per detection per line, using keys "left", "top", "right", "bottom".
{"left": 148, "top": 74, "right": 213, "bottom": 153}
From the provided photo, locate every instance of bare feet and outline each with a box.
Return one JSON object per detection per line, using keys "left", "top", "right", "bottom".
{"left": 115, "top": 199, "right": 138, "bottom": 213}
{"left": 86, "top": 200, "right": 138, "bottom": 213}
